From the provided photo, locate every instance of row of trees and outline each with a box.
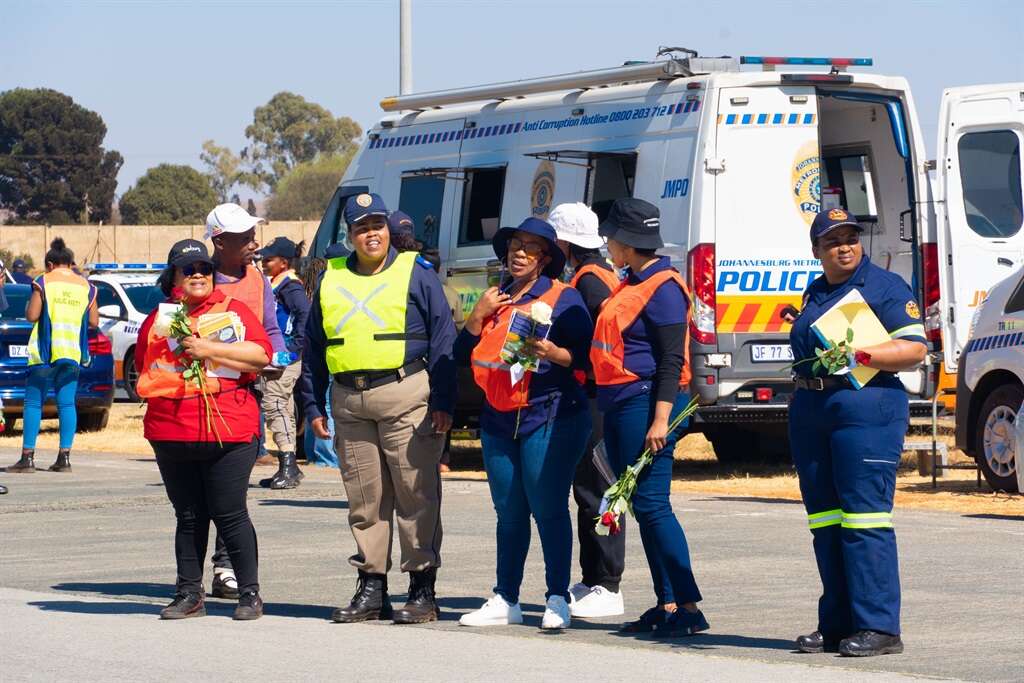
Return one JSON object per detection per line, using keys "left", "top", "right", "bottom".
{"left": 0, "top": 88, "right": 361, "bottom": 225}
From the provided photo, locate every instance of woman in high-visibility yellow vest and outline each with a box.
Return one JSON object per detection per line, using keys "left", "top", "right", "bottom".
{"left": 8, "top": 238, "right": 98, "bottom": 474}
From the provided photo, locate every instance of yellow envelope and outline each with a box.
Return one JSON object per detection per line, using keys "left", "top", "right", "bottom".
{"left": 810, "top": 288, "right": 890, "bottom": 389}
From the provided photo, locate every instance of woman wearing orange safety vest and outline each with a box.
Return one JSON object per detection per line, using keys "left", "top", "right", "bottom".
{"left": 136, "top": 239, "right": 272, "bottom": 621}
{"left": 590, "top": 198, "right": 709, "bottom": 639}
{"left": 455, "top": 217, "right": 593, "bottom": 630}
{"left": 7, "top": 238, "right": 97, "bottom": 475}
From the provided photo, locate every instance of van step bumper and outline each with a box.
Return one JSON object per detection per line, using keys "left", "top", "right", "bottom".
{"left": 696, "top": 399, "right": 934, "bottom": 424}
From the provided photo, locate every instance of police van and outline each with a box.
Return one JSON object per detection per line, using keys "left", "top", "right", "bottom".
{"left": 310, "top": 52, "right": 1023, "bottom": 461}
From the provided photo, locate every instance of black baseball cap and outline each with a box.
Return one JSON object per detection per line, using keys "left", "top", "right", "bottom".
{"left": 387, "top": 210, "right": 415, "bottom": 238}
{"left": 167, "top": 239, "right": 214, "bottom": 268}
{"left": 12, "top": 259, "right": 27, "bottom": 270}
{"left": 810, "top": 208, "right": 863, "bottom": 243}
{"left": 260, "top": 236, "right": 298, "bottom": 259}
{"left": 598, "top": 198, "right": 663, "bottom": 250}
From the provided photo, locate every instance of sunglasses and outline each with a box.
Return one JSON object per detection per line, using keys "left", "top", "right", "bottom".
{"left": 181, "top": 262, "right": 214, "bottom": 277}
{"left": 507, "top": 237, "right": 547, "bottom": 258}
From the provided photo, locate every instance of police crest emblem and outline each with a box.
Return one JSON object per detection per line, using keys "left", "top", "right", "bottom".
{"left": 905, "top": 300, "right": 921, "bottom": 319}
{"left": 356, "top": 193, "right": 373, "bottom": 207}
{"left": 828, "top": 208, "right": 849, "bottom": 221}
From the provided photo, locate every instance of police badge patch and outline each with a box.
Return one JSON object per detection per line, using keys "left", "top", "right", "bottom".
{"left": 905, "top": 300, "right": 921, "bottom": 319}
{"left": 356, "top": 193, "right": 373, "bottom": 207}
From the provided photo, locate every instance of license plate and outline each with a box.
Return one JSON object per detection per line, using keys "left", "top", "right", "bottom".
{"left": 8, "top": 345, "right": 28, "bottom": 358}
{"left": 751, "top": 344, "right": 793, "bottom": 363}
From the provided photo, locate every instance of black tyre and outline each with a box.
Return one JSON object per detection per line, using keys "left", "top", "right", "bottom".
{"left": 974, "top": 383, "right": 1021, "bottom": 492}
{"left": 124, "top": 346, "right": 141, "bottom": 402}
{"left": 77, "top": 410, "right": 110, "bottom": 433}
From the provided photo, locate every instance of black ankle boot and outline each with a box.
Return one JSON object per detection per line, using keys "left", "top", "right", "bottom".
{"left": 259, "top": 452, "right": 303, "bottom": 489}
{"left": 7, "top": 450, "right": 36, "bottom": 473}
{"left": 393, "top": 568, "right": 439, "bottom": 624}
{"left": 48, "top": 449, "right": 72, "bottom": 472}
{"left": 331, "top": 572, "right": 392, "bottom": 623}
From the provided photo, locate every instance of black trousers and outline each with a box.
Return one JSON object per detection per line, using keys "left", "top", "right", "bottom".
{"left": 572, "top": 397, "right": 626, "bottom": 592}
{"left": 153, "top": 438, "right": 260, "bottom": 594}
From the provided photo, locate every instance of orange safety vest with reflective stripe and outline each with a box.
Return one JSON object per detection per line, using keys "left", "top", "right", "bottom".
{"left": 569, "top": 262, "right": 621, "bottom": 292}
{"left": 471, "top": 281, "right": 567, "bottom": 412}
{"left": 218, "top": 265, "right": 265, "bottom": 323}
{"left": 136, "top": 299, "right": 232, "bottom": 399}
{"left": 590, "top": 269, "right": 692, "bottom": 389}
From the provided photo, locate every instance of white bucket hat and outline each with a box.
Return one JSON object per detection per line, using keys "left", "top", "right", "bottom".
{"left": 205, "top": 203, "right": 266, "bottom": 240}
{"left": 548, "top": 202, "right": 603, "bottom": 249}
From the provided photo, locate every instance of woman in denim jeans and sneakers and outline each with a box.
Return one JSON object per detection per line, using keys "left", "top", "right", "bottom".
{"left": 591, "top": 198, "right": 709, "bottom": 638}
{"left": 456, "top": 217, "right": 593, "bottom": 630}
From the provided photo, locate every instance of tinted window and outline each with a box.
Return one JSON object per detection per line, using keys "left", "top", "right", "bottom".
{"left": 0, "top": 285, "right": 30, "bottom": 319}
{"left": 122, "top": 283, "right": 164, "bottom": 315}
{"left": 95, "top": 283, "right": 124, "bottom": 316}
{"left": 458, "top": 168, "right": 506, "bottom": 246}
{"left": 958, "top": 130, "right": 1023, "bottom": 238}
{"left": 398, "top": 175, "right": 445, "bottom": 250}
{"left": 587, "top": 154, "right": 637, "bottom": 221}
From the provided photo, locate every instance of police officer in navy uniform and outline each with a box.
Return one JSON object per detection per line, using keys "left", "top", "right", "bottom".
{"left": 789, "top": 208, "right": 927, "bottom": 657}
{"left": 299, "top": 192, "right": 456, "bottom": 625}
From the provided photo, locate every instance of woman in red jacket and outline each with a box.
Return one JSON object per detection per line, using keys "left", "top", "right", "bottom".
{"left": 136, "top": 239, "right": 272, "bottom": 621}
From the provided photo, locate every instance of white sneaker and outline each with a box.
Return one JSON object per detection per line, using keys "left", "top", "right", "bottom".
{"left": 568, "top": 582, "right": 591, "bottom": 605}
{"left": 459, "top": 594, "right": 523, "bottom": 626}
{"left": 568, "top": 585, "right": 625, "bottom": 618}
{"left": 541, "top": 595, "right": 571, "bottom": 629}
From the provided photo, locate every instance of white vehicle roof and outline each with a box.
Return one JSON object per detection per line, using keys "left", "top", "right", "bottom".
{"left": 89, "top": 272, "right": 159, "bottom": 285}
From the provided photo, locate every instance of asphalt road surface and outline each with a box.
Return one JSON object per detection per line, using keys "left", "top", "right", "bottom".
{"left": 2, "top": 449, "right": 1022, "bottom": 682}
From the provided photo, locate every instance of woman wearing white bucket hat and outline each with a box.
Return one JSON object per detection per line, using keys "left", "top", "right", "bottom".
{"left": 548, "top": 202, "right": 626, "bottom": 619}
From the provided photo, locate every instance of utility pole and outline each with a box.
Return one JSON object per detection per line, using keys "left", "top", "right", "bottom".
{"left": 400, "top": 0, "right": 412, "bottom": 96}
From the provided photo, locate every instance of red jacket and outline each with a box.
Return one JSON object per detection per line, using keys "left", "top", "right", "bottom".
{"left": 136, "top": 289, "right": 272, "bottom": 443}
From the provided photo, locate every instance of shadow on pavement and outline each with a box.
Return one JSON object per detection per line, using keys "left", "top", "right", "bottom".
{"left": 609, "top": 630, "right": 795, "bottom": 651}
{"left": 29, "top": 600, "right": 162, "bottom": 616}
{"left": 52, "top": 582, "right": 174, "bottom": 599}
{"left": 435, "top": 597, "right": 546, "bottom": 622}
{"left": 962, "top": 513, "right": 1024, "bottom": 521}
{"left": 257, "top": 499, "right": 349, "bottom": 509}
{"left": 694, "top": 496, "right": 802, "bottom": 506}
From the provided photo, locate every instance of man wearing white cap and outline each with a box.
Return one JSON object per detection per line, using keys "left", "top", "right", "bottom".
{"left": 204, "top": 202, "right": 290, "bottom": 599}
{"left": 548, "top": 202, "right": 626, "bottom": 619}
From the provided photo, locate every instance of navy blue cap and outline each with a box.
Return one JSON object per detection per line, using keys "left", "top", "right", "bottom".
{"left": 12, "top": 259, "right": 27, "bottom": 270}
{"left": 167, "top": 239, "right": 213, "bottom": 268}
{"left": 260, "top": 236, "right": 297, "bottom": 259}
{"left": 492, "top": 217, "right": 566, "bottom": 279}
{"left": 387, "top": 210, "right": 415, "bottom": 238}
{"left": 810, "top": 207, "right": 862, "bottom": 242}
{"left": 343, "top": 192, "right": 388, "bottom": 226}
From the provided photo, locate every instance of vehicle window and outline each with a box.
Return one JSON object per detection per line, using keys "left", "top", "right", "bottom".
{"left": 95, "top": 283, "right": 124, "bottom": 316}
{"left": 1004, "top": 272, "right": 1024, "bottom": 314}
{"left": 586, "top": 154, "right": 637, "bottom": 222}
{"left": 122, "top": 283, "right": 164, "bottom": 315}
{"left": 0, "top": 285, "right": 31, "bottom": 319}
{"left": 458, "top": 167, "right": 506, "bottom": 246}
{"left": 821, "top": 153, "right": 878, "bottom": 218}
{"left": 957, "top": 130, "right": 1023, "bottom": 238}
{"left": 398, "top": 175, "right": 445, "bottom": 250}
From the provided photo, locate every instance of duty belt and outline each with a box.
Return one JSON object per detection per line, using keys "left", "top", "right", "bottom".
{"left": 334, "top": 358, "right": 427, "bottom": 391}
{"left": 794, "top": 376, "right": 852, "bottom": 391}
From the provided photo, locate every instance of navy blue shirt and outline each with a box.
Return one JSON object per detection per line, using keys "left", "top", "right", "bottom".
{"left": 272, "top": 277, "right": 310, "bottom": 355}
{"left": 790, "top": 255, "right": 926, "bottom": 387}
{"left": 300, "top": 247, "right": 457, "bottom": 420}
{"left": 596, "top": 256, "right": 689, "bottom": 410}
{"left": 455, "top": 276, "right": 592, "bottom": 439}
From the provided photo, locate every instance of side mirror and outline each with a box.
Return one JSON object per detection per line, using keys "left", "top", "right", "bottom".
{"left": 98, "top": 304, "right": 123, "bottom": 320}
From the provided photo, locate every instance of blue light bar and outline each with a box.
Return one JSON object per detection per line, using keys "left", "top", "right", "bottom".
{"left": 740, "top": 56, "right": 873, "bottom": 67}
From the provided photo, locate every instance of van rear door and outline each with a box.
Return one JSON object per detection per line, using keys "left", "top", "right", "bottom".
{"left": 936, "top": 84, "right": 1024, "bottom": 372}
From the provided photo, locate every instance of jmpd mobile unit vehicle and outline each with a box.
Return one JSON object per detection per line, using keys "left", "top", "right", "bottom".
{"left": 310, "top": 50, "right": 1024, "bottom": 462}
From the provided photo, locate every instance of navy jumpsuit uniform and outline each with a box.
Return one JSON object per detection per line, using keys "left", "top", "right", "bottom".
{"left": 789, "top": 255, "right": 926, "bottom": 639}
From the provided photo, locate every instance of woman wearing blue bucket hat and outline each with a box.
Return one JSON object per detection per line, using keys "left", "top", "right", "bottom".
{"left": 455, "top": 217, "right": 593, "bottom": 629}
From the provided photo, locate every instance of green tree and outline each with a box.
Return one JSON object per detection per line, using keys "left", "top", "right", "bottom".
{"left": 242, "top": 92, "right": 361, "bottom": 192}
{"left": 119, "top": 164, "right": 218, "bottom": 225}
{"left": 0, "top": 88, "right": 122, "bottom": 224}
{"left": 200, "top": 139, "right": 246, "bottom": 202}
{"left": 266, "top": 154, "right": 352, "bottom": 220}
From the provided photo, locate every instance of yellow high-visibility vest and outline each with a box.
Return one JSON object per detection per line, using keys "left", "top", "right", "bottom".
{"left": 28, "top": 269, "right": 91, "bottom": 366}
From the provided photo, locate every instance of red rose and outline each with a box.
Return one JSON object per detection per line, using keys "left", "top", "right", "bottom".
{"left": 171, "top": 286, "right": 186, "bottom": 301}
{"left": 854, "top": 350, "right": 872, "bottom": 367}
{"left": 601, "top": 511, "right": 621, "bottom": 534}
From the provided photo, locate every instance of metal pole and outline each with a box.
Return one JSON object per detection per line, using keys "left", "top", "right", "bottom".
{"left": 399, "top": 0, "right": 412, "bottom": 96}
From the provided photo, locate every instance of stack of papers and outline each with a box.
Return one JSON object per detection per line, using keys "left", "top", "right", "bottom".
{"left": 810, "top": 289, "right": 889, "bottom": 389}
{"left": 197, "top": 311, "right": 246, "bottom": 379}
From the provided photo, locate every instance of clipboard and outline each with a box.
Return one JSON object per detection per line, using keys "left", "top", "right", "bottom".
{"left": 810, "top": 288, "right": 889, "bottom": 389}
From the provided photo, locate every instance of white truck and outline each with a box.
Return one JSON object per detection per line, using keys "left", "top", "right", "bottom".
{"left": 310, "top": 51, "right": 1023, "bottom": 462}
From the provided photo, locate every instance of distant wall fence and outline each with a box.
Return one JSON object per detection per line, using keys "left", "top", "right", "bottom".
{"left": 0, "top": 222, "right": 320, "bottom": 270}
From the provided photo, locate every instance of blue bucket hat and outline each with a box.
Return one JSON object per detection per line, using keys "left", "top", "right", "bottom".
{"left": 810, "top": 207, "right": 862, "bottom": 243}
{"left": 344, "top": 192, "right": 389, "bottom": 226}
{"left": 491, "top": 217, "right": 566, "bottom": 279}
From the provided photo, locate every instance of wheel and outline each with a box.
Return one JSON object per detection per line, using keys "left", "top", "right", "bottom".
{"left": 123, "top": 346, "right": 141, "bottom": 402}
{"left": 974, "top": 384, "right": 1021, "bottom": 492}
{"left": 77, "top": 410, "right": 110, "bottom": 433}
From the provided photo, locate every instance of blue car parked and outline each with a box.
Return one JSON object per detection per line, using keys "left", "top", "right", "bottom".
{"left": 0, "top": 284, "right": 115, "bottom": 432}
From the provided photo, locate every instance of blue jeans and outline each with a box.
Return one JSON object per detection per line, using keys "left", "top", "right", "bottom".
{"left": 481, "top": 407, "right": 591, "bottom": 603}
{"left": 603, "top": 391, "right": 702, "bottom": 606}
{"left": 23, "top": 364, "right": 80, "bottom": 450}
{"left": 303, "top": 389, "right": 338, "bottom": 468}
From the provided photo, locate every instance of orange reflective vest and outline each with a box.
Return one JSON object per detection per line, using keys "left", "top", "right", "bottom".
{"left": 569, "top": 262, "right": 620, "bottom": 292}
{"left": 591, "top": 269, "right": 692, "bottom": 389}
{"left": 136, "top": 299, "right": 232, "bottom": 399}
{"left": 471, "top": 281, "right": 567, "bottom": 412}
{"left": 218, "top": 265, "right": 265, "bottom": 323}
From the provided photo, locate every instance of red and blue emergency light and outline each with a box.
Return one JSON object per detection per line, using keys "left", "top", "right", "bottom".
{"left": 740, "top": 57, "right": 873, "bottom": 67}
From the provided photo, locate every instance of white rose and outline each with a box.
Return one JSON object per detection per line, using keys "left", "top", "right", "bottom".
{"left": 610, "top": 497, "right": 629, "bottom": 516}
{"left": 151, "top": 311, "right": 174, "bottom": 338}
{"left": 594, "top": 521, "right": 611, "bottom": 537}
{"left": 530, "top": 301, "right": 553, "bottom": 326}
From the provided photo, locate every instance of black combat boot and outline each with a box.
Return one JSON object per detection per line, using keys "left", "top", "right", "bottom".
{"left": 796, "top": 630, "right": 842, "bottom": 653}
{"left": 48, "top": 448, "right": 72, "bottom": 472}
{"left": 7, "top": 450, "right": 36, "bottom": 473}
{"left": 393, "top": 568, "right": 440, "bottom": 624}
{"left": 259, "top": 451, "right": 303, "bottom": 489}
{"left": 839, "top": 630, "right": 904, "bottom": 657}
{"left": 331, "top": 572, "right": 392, "bottom": 623}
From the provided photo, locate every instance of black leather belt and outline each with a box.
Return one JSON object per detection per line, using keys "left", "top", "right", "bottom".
{"left": 334, "top": 359, "right": 426, "bottom": 391}
{"left": 794, "top": 375, "right": 851, "bottom": 391}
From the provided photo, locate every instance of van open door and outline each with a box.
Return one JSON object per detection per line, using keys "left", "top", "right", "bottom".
{"left": 936, "top": 84, "right": 1024, "bottom": 373}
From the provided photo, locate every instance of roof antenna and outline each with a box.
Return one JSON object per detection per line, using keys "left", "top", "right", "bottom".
{"left": 657, "top": 46, "right": 699, "bottom": 60}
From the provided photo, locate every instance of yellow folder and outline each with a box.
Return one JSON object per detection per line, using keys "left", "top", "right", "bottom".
{"left": 810, "top": 289, "right": 890, "bottom": 389}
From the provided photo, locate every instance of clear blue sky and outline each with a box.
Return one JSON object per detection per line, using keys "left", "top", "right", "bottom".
{"left": 4, "top": 0, "right": 1022, "bottom": 198}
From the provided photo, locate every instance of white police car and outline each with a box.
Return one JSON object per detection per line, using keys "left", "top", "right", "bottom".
{"left": 88, "top": 267, "right": 164, "bottom": 401}
{"left": 955, "top": 268, "right": 1024, "bottom": 492}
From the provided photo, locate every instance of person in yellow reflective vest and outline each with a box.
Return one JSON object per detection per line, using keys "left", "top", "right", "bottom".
{"left": 299, "top": 192, "right": 457, "bottom": 625}
{"left": 8, "top": 238, "right": 98, "bottom": 474}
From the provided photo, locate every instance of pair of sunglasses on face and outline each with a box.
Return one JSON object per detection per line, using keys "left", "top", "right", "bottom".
{"left": 507, "top": 237, "right": 547, "bottom": 258}
{"left": 181, "top": 263, "right": 214, "bottom": 277}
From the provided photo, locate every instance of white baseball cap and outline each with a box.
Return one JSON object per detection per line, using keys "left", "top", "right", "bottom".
{"left": 547, "top": 202, "right": 603, "bottom": 249}
{"left": 205, "top": 203, "right": 266, "bottom": 240}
